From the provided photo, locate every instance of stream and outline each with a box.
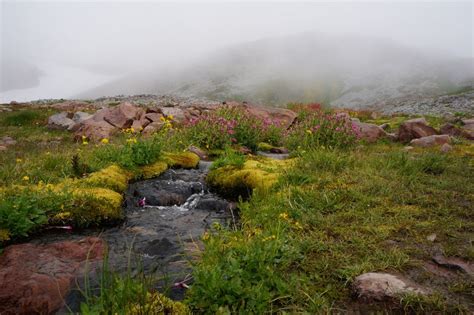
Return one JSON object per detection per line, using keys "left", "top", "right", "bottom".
{"left": 30, "top": 161, "right": 236, "bottom": 312}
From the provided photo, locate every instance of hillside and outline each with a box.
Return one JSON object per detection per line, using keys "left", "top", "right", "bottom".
{"left": 77, "top": 32, "right": 473, "bottom": 110}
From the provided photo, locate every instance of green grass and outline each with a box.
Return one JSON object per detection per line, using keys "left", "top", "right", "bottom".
{"left": 188, "top": 144, "right": 474, "bottom": 313}
{"left": 1, "top": 106, "right": 473, "bottom": 313}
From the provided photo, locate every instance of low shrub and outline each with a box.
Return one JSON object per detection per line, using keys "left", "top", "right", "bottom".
{"left": 285, "top": 109, "right": 359, "bottom": 150}
{"left": 184, "top": 106, "right": 285, "bottom": 151}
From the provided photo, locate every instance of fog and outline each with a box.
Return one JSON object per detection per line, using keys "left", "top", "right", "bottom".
{"left": 1, "top": 1, "right": 472, "bottom": 104}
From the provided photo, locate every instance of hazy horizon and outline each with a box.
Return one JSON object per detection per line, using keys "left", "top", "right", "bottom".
{"left": 1, "top": 1, "right": 472, "bottom": 103}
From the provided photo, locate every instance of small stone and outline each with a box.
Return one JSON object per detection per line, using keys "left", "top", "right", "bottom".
{"left": 353, "top": 272, "right": 427, "bottom": 302}
{"left": 440, "top": 143, "right": 453, "bottom": 153}
{"left": 0, "top": 145, "right": 7, "bottom": 151}
{"left": 410, "top": 135, "right": 451, "bottom": 148}
{"left": 403, "top": 146, "right": 414, "bottom": 152}
{"left": 426, "top": 233, "right": 437, "bottom": 242}
{"left": 432, "top": 254, "right": 473, "bottom": 275}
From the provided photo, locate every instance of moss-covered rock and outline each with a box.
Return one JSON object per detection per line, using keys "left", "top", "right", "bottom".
{"left": 207, "top": 157, "right": 292, "bottom": 199}
{"left": 128, "top": 292, "right": 190, "bottom": 315}
{"left": 140, "top": 161, "right": 168, "bottom": 179}
{"left": 82, "top": 164, "right": 132, "bottom": 193}
{"left": 50, "top": 187, "right": 123, "bottom": 225}
{"left": 164, "top": 152, "right": 200, "bottom": 169}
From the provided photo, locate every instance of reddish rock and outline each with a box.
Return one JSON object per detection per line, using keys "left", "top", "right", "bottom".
{"left": 142, "top": 121, "right": 164, "bottom": 136}
{"left": 235, "top": 103, "right": 297, "bottom": 128}
{"left": 0, "top": 237, "right": 104, "bottom": 315}
{"left": 352, "top": 272, "right": 427, "bottom": 302}
{"left": 188, "top": 145, "right": 208, "bottom": 160}
{"left": 74, "top": 119, "right": 116, "bottom": 141}
{"left": 103, "top": 102, "right": 144, "bottom": 129}
{"left": 145, "top": 112, "right": 163, "bottom": 123}
{"left": 352, "top": 121, "right": 388, "bottom": 143}
{"left": 50, "top": 101, "right": 92, "bottom": 112}
{"left": 462, "top": 118, "right": 474, "bottom": 130}
{"left": 410, "top": 135, "right": 451, "bottom": 147}
{"left": 432, "top": 254, "right": 473, "bottom": 275}
{"left": 398, "top": 118, "right": 437, "bottom": 142}
{"left": 440, "top": 123, "right": 474, "bottom": 140}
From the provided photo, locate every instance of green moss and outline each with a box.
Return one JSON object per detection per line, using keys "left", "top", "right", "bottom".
{"left": 207, "top": 158, "right": 291, "bottom": 198}
{"left": 257, "top": 142, "right": 274, "bottom": 151}
{"left": 140, "top": 161, "right": 168, "bottom": 179}
{"left": 164, "top": 152, "right": 200, "bottom": 169}
{"left": 82, "top": 164, "right": 132, "bottom": 193}
{"left": 129, "top": 292, "right": 190, "bottom": 314}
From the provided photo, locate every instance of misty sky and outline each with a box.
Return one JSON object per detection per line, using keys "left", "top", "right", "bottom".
{"left": 0, "top": 1, "right": 472, "bottom": 101}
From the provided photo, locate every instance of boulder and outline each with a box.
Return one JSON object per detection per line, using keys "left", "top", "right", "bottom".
{"left": 461, "top": 118, "right": 474, "bottom": 131}
{"left": 74, "top": 119, "right": 117, "bottom": 141}
{"left": 48, "top": 112, "right": 75, "bottom": 130}
{"left": 103, "top": 102, "right": 144, "bottom": 129}
{"left": 72, "top": 111, "right": 92, "bottom": 123}
{"left": 238, "top": 103, "right": 297, "bottom": 128}
{"left": 440, "top": 123, "right": 474, "bottom": 140}
{"left": 145, "top": 112, "right": 164, "bottom": 123}
{"left": 142, "top": 121, "right": 164, "bottom": 136}
{"left": 160, "top": 107, "right": 186, "bottom": 123}
{"left": 410, "top": 135, "right": 451, "bottom": 147}
{"left": 352, "top": 121, "right": 388, "bottom": 143}
{"left": 352, "top": 272, "right": 427, "bottom": 302}
{"left": 0, "top": 237, "right": 104, "bottom": 315}
{"left": 398, "top": 118, "right": 437, "bottom": 142}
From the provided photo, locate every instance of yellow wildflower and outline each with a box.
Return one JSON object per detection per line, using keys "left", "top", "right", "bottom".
{"left": 22, "top": 176, "right": 29, "bottom": 181}
{"left": 279, "top": 212, "right": 289, "bottom": 220}
{"left": 306, "top": 129, "right": 313, "bottom": 134}
{"left": 16, "top": 158, "right": 22, "bottom": 163}
{"left": 202, "top": 231, "right": 210, "bottom": 241}
{"left": 160, "top": 116, "right": 166, "bottom": 122}
{"left": 263, "top": 235, "right": 276, "bottom": 242}
{"left": 101, "top": 138, "right": 109, "bottom": 144}
{"left": 168, "top": 115, "right": 174, "bottom": 120}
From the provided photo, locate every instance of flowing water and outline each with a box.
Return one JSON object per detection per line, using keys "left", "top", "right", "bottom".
{"left": 30, "top": 161, "right": 236, "bottom": 312}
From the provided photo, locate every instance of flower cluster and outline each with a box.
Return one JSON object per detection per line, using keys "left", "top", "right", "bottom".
{"left": 286, "top": 109, "right": 360, "bottom": 150}
{"left": 184, "top": 106, "right": 285, "bottom": 151}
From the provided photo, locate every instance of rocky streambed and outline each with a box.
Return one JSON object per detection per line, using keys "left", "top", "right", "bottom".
{"left": 0, "top": 162, "right": 237, "bottom": 314}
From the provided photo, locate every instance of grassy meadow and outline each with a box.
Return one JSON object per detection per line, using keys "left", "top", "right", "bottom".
{"left": 0, "top": 103, "right": 472, "bottom": 313}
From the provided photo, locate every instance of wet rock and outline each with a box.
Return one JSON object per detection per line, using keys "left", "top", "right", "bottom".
{"left": 352, "top": 272, "right": 427, "bottom": 302}
{"left": 134, "top": 180, "right": 203, "bottom": 207}
{"left": 410, "top": 135, "right": 451, "bottom": 147}
{"left": 103, "top": 102, "right": 144, "bottom": 129}
{"left": 398, "top": 118, "right": 438, "bottom": 142}
{"left": 270, "top": 147, "right": 289, "bottom": 154}
{"left": 440, "top": 143, "right": 453, "bottom": 153}
{"left": 0, "top": 237, "right": 104, "bottom": 315}
{"left": 74, "top": 119, "right": 117, "bottom": 141}
{"left": 352, "top": 121, "right": 388, "bottom": 143}
{"left": 48, "top": 112, "right": 75, "bottom": 130}
{"left": 432, "top": 254, "right": 473, "bottom": 275}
